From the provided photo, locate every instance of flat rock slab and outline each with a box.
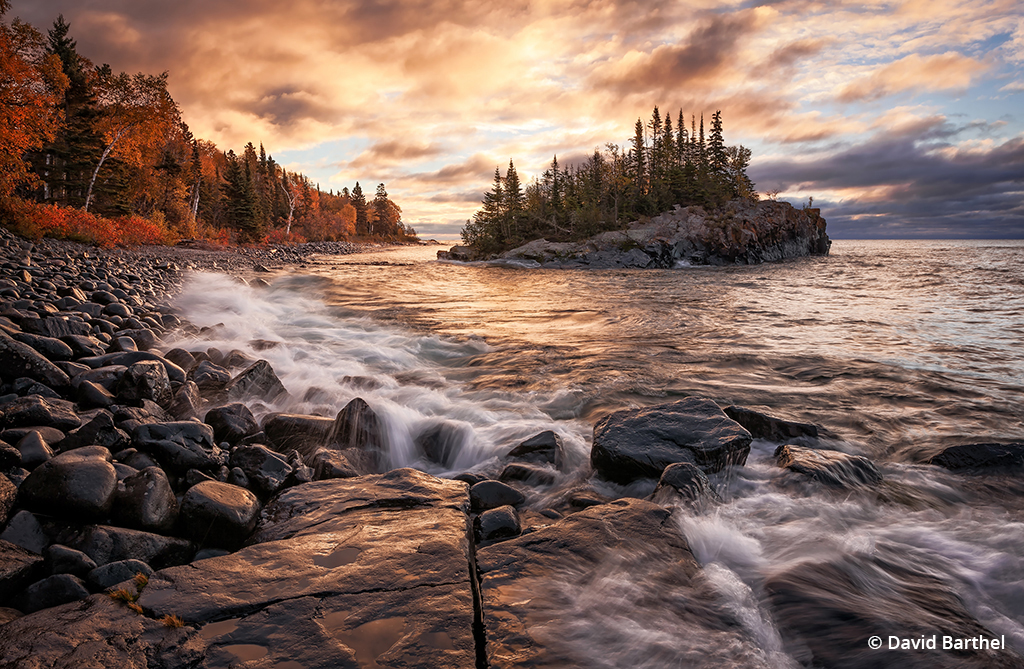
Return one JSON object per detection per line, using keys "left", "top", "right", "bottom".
{"left": 476, "top": 498, "right": 727, "bottom": 669}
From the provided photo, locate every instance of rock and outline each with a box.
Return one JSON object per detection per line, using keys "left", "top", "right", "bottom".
{"left": 229, "top": 444, "right": 293, "bottom": 497}
{"left": 0, "top": 539, "right": 44, "bottom": 601}
{"left": 507, "top": 430, "right": 565, "bottom": 469}
{"left": 331, "top": 397, "right": 385, "bottom": 451}
{"left": 116, "top": 360, "right": 172, "bottom": 407}
{"left": 44, "top": 544, "right": 97, "bottom": 578}
{"left": 476, "top": 499, "right": 704, "bottom": 668}
{"left": 167, "top": 379, "right": 201, "bottom": 419}
{"left": 453, "top": 472, "right": 488, "bottom": 486}
{"left": 87, "top": 558, "right": 153, "bottom": 590}
{"left": 116, "top": 328, "right": 158, "bottom": 351}
{"left": 204, "top": 403, "right": 259, "bottom": 445}
{"left": 224, "top": 359, "right": 287, "bottom": 402}
{"left": 132, "top": 421, "right": 222, "bottom": 473}
{"left": 184, "top": 468, "right": 214, "bottom": 488}
{"left": 191, "top": 359, "right": 230, "bottom": 393}
{"left": 57, "top": 524, "right": 194, "bottom": 570}
{"left": 0, "top": 510, "right": 49, "bottom": 553}
{"left": 308, "top": 448, "right": 360, "bottom": 480}
{"left": 927, "top": 442, "right": 1024, "bottom": 470}
{"left": 415, "top": 420, "right": 472, "bottom": 468}
{"left": 765, "top": 554, "right": 1008, "bottom": 669}
{"left": 499, "top": 462, "right": 557, "bottom": 486}
{"left": 226, "top": 466, "right": 249, "bottom": 488}
{"left": 113, "top": 462, "right": 137, "bottom": 480}
{"left": 10, "top": 332, "right": 74, "bottom": 361}
{"left": 22, "top": 316, "right": 91, "bottom": 339}
{"left": 56, "top": 410, "right": 130, "bottom": 453}
{"left": 775, "top": 444, "right": 883, "bottom": 487}
{"left": 0, "top": 473, "right": 16, "bottom": 526}
{"left": 1, "top": 425, "right": 64, "bottom": 445}
{"left": 106, "top": 335, "right": 137, "bottom": 352}
{"left": 471, "top": 480, "right": 526, "bottom": 511}
{"left": 18, "top": 446, "right": 118, "bottom": 521}
{"left": 179, "top": 480, "right": 261, "bottom": 549}
{"left": 0, "top": 439, "right": 20, "bottom": 469}
{"left": 77, "top": 351, "right": 185, "bottom": 385}
{"left": 15, "top": 430, "right": 53, "bottom": 469}
{"left": 193, "top": 547, "right": 229, "bottom": 561}
{"left": 76, "top": 379, "right": 116, "bottom": 408}
{"left": 162, "top": 347, "right": 196, "bottom": 372}
{"left": 59, "top": 334, "right": 104, "bottom": 357}
{"left": 591, "top": 397, "right": 752, "bottom": 484}
{"left": 475, "top": 505, "right": 521, "bottom": 542}
{"left": 723, "top": 405, "right": 819, "bottom": 441}
{"left": 0, "top": 395, "right": 81, "bottom": 432}
{"left": 112, "top": 466, "right": 178, "bottom": 534}
{"left": 650, "top": 461, "right": 720, "bottom": 507}
{"left": 0, "top": 608, "right": 21, "bottom": 625}
{"left": 261, "top": 412, "right": 334, "bottom": 456}
{"left": 18, "top": 573, "right": 90, "bottom": 613}
{"left": 437, "top": 245, "right": 475, "bottom": 261}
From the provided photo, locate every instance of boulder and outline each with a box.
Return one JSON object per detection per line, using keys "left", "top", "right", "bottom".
{"left": 0, "top": 439, "right": 19, "bottom": 469}
{"left": 15, "top": 430, "right": 53, "bottom": 469}
{"left": 10, "top": 332, "right": 74, "bottom": 362}
{"left": 723, "top": 405, "right": 819, "bottom": 441}
{"left": 330, "top": 397, "right": 385, "bottom": 451}
{"left": 162, "top": 347, "right": 196, "bottom": 372}
{"left": 76, "top": 379, "right": 116, "bottom": 408}
{"left": 76, "top": 351, "right": 185, "bottom": 385}
{"left": 591, "top": 397, "right": 751, "bottom": 484}
{"left": 191, "top": 359, "right": 230, "bottom": 393}
{"left": 45, "top": 544, "right": 97, "bottom": 578}
{"left": 59, "top": 334, "right": 104, "bottom": 357}
{"left": 0, "top": 510, "right": 49, "bottom": 554}
{"left": 0, "top": 539, "right": 44, "bottom": 601}
{"left": 229, "top": 444, "right": 293, "bottom": 497}
{"left": 499, "top": 462, "right": 557, "bottom": 486}
{"left": 112, "top": 466, "right": 178, "bottom": 534}
{"left": 224, "top": 359, "right": 287, "bottom": 402}
{"left": 0, "top": 473, "right": 15, "bottom": 526}
{"left": 167, "top": 379, "right": 201, "bottom": 419}
{"left": 55, "top": 410, "right": 130, "bottom": 453}
{"left": 650, "top": 461, "right": 720, "bottom": 507}
{"left": 927, "top": 442, "right": 1024, "bottom": 470}
{"left": 87, "top": 558, "right": 153, "bottom": 591}
{"left": 132, "top": 421, "right": 223, "bottom": 473}
{"left": 18, "top": 446, "right": 118, "bottom": 521}
{"left": 18, "top": 573, "right": 90, "bottom": 613}
{"left": 0, "top": 395, "right": 82, "bottom": 432}
{"left": 415, "top": 420, "right": 471, "bottom": 468}
{"left": 475, "top": 505, "right": 521, "bottom": 543}
{"left": 775, "top": 444, "right": 882, "bottom": 487}
{"left": 506, "top": 430, "right": 565, "bottom": 469}
{"left": 21, "top": 317, "right": 90, "bottom": 339}
{"left": 471, "top": 480, "right": 526, "bottom": 511}
{"left": 179, "top": 480, "right": 261, "bottom": 549}
{"left": 204, "top": 403, "right": 260, "bottom": 445}
{"left": 57, "top": 524, "right": 194, "bottom": 570}
{"left": 262, "top": 413, "right": 334, "bottom": 456}
{"left": 116, "top": 360, "right": 172, "bottom": 407}
{"left": 308, "top": 448, "right": 360, "bottom": 480}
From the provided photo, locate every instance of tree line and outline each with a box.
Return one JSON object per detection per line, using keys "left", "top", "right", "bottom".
{"left": 462, "top": 106, "right": 756, "bottom": 254}
{"left": 0, "top": 5, "right": 414, "bottom": 244}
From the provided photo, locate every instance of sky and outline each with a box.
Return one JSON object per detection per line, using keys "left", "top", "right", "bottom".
{"left": 13, "top": 0, "right": 1024, "bottom": 240}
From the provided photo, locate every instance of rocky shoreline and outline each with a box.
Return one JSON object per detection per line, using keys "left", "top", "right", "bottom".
{"left": 439, "top": 199, "right": 832, "bottom": 268}
{"left": 0, "top": 226, "right": 1020, "bottom": 668}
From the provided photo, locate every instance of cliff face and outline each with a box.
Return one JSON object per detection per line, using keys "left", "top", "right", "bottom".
{"left": 440, "top": 200, "right": 831, "bottom": 268}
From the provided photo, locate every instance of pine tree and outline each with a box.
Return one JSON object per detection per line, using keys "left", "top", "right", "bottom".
{"left": 351, "top": 181, "right": 368, "bottom": 236}
{"left": 504, "top": 159, "right": 524, "bottom": 242}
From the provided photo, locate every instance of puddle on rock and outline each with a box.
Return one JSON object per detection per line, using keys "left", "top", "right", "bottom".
{"left": 222, "top": 644, "right": 268, "bottom": 662}
{"left": 313, "top": 546, "right": 362, "bottom": 568}
{"left": 200, "top": 618, "right": 240, "bottom": 640}
{"left": 326, "top": 615, "right": 407, "bottom": 668}
{"left": 418, "top": 630, "right": 455, "bottom": 650}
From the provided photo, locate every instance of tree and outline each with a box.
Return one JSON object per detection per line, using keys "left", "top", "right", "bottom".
{"left": 351, "top": 182, "right": 368, "bottom": 235}
{"left": 84, "top": 69, "right": 178, "bottom": 211}
{"left": 0, "top": 7, "right": 68, "bottom": 197}
{"left": 221, "top": 150, "right": 259, "bottom": 241}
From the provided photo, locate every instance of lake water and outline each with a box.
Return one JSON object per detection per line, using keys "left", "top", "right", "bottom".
{"left": 168, "top": 240, "right": 1024, "bottom": 667}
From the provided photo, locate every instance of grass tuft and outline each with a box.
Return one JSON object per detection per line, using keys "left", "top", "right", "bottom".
{"left": 161, "top": 614, "right": 185, "bottom": 628}
{"left": 133, "top": 572, "right": 149, "bottom": 592}
{"left": 108, "top": 587, "right": 138, "bottom": 604}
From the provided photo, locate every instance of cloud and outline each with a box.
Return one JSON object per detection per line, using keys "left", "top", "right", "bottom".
{"left": 346, "top": 140, "right": 444, "bottom": 169}
{"left": 837, "top": 52, "right": 989, "bottom": 103}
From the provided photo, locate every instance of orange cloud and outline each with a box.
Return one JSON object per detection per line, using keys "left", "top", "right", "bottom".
{"left": 837, "top": 52, "right": 989, "bottom": 103}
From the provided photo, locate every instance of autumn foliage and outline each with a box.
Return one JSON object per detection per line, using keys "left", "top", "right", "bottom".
{"left": 2, "top": 197, "right": 174, "bottom": 247}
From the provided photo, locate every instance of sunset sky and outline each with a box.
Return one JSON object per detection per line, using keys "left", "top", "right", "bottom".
{"left": 13, "top": 0, "right": 1024, "bottom": 239}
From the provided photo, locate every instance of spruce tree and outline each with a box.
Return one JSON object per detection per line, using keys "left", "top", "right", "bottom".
{"left": 351, "top": 181, "right": 368, "bottom": 236}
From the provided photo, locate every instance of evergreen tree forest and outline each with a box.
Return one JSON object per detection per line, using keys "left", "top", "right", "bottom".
{"left": 462, "top": 107, "right": 756, "bottom": 254}
{"left": 0, "top": 6, "right": 413, "bottom": 245}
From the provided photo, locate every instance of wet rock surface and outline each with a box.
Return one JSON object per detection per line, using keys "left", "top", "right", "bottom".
{"left": 775, "top": 444, "right": 883, "bottom": 487}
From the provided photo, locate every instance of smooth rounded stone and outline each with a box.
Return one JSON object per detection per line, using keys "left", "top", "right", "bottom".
{"left": 222, "top": 349, "right": 255, "bottom": 369}
{"left": 45, "top": 544, "right": 97, "bottom": 578}
{"left": 498, "top": 462, "right": 557, "bottom": 486}
{"left": 506, "top": 430, "right": 565, "bottom": 469}
{"left": 106, "top": 335, "right": 137, "bottom": 352}
{"left": 415, "top": 420, "right": 472, "bottom": 468}
{"left": 61, "top": 524, "right": 195, "bottom": 570}
{"left": 168, "top": 380, "right": 201, "bottom": 419}
{"left": 0, "top": 439, "right": 19, "bottom": 469}
{"left": 230, "top": 444, "right": 292, "bottom": 497}
{"left": 185, "top": 468, "right": 215, "bottom": 488}
{"left": 227, "top": 466, "right": 250, "bottom": 488}
{"left": 77, "top": 351, "right": 185, "bottom": 385}
{"left": 330, "top": 397, "right": 384, "bottom": 451}
{"left": 205, "top": 403, "right": 260, "bottom": 444}
{"left": 179, "top": 480, "right": 261, "bottom": 549}
{"left": 10, "top": 332, "right": 74, "bottom": 361}
{"left": 113, "top": 463, "right": 138, "bottom": 480}
{"left": 591, "top": 397, "right": 753, "bottom": 484}
{"left": 2, "top": 425, "right": 64, "bottom": 446}
{"left": 0, "top": 510, "right": 49, "bottom": 554}
{"left": 927, "top": 442, "right": 1024, "bottom": 470}
{"left": 59, "top": 334, "right": 105, "bottom": 357}
{"left": 131, "top": 421, "right": 223, "bottom": 473}
{"left": 470, "top": 480, "right": 526, "bottom": 511}
{"left": 0, "top": 395, "right": 82, "bottom": 432}
{"left": 90, "top": 290, "right": 118, "bottom": 305}
{"left": 23, "top": 317, "right": 91, "bottom": 339}
{"left": 0, "top": 474, "right": 15, "bottom": 525}
{"left": 262, "top": 413, "right": 334, "bottom": 457}
{"left": 9, "top": 378, "right": 61, "bottom": 399}
{"left": 117, "top": 360, "right": 172, "bottom": 407}
{"left": 71, "top": 365, "right": 127, "bottom": 393}
{"left": 162, "top": 348, "right": 196, "bottom": 373}
{"left": 87, "top": 558, "right": 153, "bottom": 591}
{"left": 723, "top": 405, "right": 820, "bottom": 441}
{"left": 112, "top": 466, "right": 178, "bottom": 534}
{"left": 16, "top": 430, "right": 53, "bottom": 469}
{"left": 775, "top": 444, "right": 883, "bottom": 487}
{"left": 76, "top": 379, "right": 115, "bottom": 408}
{"left": 0, "top": 608, "right": 22, "bottom": 625}
{"left": 192, "top": 359, "right": 231, "bottom": 393}
{"left": 116, "top": 328, "right": 159, "bottom": 351}
{"left": 224, "top": 359, "right": 288, "bottom": 402}
{"left": 18, "top": 447, "right": 117, "bottom": 520}
{"left": 308, "top": 449, "right": 360, "bottom": 480}
{"left": 123, "top": 450, "right": 160, "bottom": 471}
{"left": 0, "top": 539, "right": 45, "bottom": 600}
{"left": 102, "top": 303, "right": 132, "bottom": 319}
{"left": 193, "top": 547, "right": 230, "bottom": 561}
{"left": 650, "top": 461, "right": 720, "bottom": 506}
{"left": 18, "top": 573, "right": 90, "bottom": 613}
{"left": 452, "top": 472, "right": 488, "bottom": 486}
{"left": 475, "top": 505, "right": 521, "bottom": 542}
{"left": 567, "top": 490, "right": 607, "bottom": 508}
{"left": 56, "top": 410, "right": 130, "bottom": 453}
